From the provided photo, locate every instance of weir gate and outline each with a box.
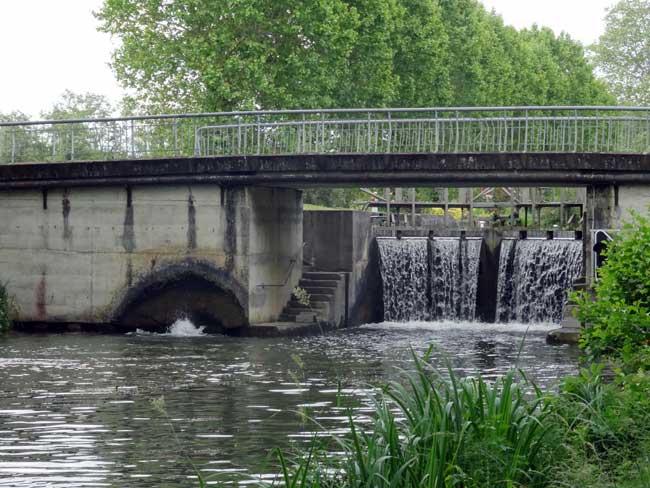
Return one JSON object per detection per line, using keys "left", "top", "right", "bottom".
{"left": 0, "top": 106, "right": 649, "bottom": 332}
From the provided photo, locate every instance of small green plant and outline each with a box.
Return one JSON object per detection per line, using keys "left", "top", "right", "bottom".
{"left": 0, "top": 282, "right": 13, "bottom": 334}
{"left": 292, "top": 286, "right": 311, "bottom": 307}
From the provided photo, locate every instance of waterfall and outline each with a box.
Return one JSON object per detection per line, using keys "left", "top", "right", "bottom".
{"left": 430, "top": 239, "right": 482, "bottom": 320}
{"left": 496, "top": 239, "right": 583, "bottom": 323}
{"left": 378, "top": 238, "right": 482, "bottom": 322}
{"left": 378, "top": 239, "right": 429, "bottom": 321}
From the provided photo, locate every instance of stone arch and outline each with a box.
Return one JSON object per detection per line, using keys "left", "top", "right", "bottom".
{"left": 111, "top": 259, "right": 248, "bottom": 333}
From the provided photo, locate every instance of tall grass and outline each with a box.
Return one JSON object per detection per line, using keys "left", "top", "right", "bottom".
{"left": 272, "top": 348, "right": 560, "bottom": 487}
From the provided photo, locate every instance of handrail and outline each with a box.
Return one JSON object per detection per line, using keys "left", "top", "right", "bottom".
{"left": 1, "top": 106, "right": 649, "bottom": 164}
{"left": 1, "top": 106, "right": 650, "bottom": 127}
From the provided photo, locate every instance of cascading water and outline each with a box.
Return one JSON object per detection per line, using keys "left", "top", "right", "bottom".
{"left": 378, "top": 238, "right": 482, "bottom": 322}
{"left": 496, "top": 239, "right": 583, "bottom": 323}
{"left": 377, "top": 239, "right": 429, "bottom": 321}
{"left": 430, "top": 239, "right": 483, "bottom": 320}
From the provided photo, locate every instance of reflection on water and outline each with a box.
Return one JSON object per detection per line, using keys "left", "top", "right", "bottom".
{"left": 0, "top": 322, "right": 580, "bottom": 486}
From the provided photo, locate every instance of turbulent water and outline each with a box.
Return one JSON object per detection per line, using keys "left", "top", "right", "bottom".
{"left": 377, "top": 239, "right": 429, "bottom": 321}
{"left": 496, "top": 239, "right": 583, "bottom": 323}
{"left": 378, "top": 238, "right": 482, "bottom": 321}
{"left": 0, "top": 323, "right": 579, "bottom": 487}
{"left": 430, "top": 239, "right": 482, "bottom": 320}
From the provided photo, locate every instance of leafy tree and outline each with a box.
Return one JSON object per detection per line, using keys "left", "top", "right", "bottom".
{"left": 41, "top": 90, "right": 115, "bottom": 120}
{"left": 0, "top": 110, "right": 49, "bottom": 163}
{"left": 573, "top": 211, "right": 650, "bottom": 363}
{"left": 591, "top": 0, "right": 650, "bottom": 105}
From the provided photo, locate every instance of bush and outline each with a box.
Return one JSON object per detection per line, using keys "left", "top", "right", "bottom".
{"left": 0, "top": 282, "right": 11, "bottom": 333}
{"left": 552, "top": 364, "right": 650, "bottom": 488}
{"left": 572, "top": 212, "right": 650, "bottom": 364}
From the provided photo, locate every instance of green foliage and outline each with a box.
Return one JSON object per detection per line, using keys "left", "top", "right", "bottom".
{"left": 270, "top": 353, "right": 650, "bottom": 488}
{"left": 41, "top": 90, "right": 115, "bottom": 120}
{"left": 591, "top": 0, "right": 650, "bottom": 105}
{"left": 97, "top": 0, "right": 612, "bottom": 113}
{"left": 272, "top": 350, "right": 561, "bottom": 487}
{"left": 552, "top": 365, "right": 650, "bottom": 488}
{"left": 0, "top": 283, "right": 12, "bottom": 334}
{"left": 573, "top": 212, "right": 650, "bottom": 362}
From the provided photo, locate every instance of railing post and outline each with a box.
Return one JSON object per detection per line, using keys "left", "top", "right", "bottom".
{"left": 321, "top": 113, "right": 325, "bottom": 152}
{"left": 524, "top": 109, "right": 528, "bottom": 153}
{"left": 70, "top": 127, "right": 75, "bottom": 161}
{"left": 257, "top": 115, "right": 261, "bottom": 155}
{"left": 574, "top": 109, "right": 578, "bottom": 152}
{"left": 387, "top": 112, "right": 392, "bottom": 153}
{"left": 130, "top": 119, "right": 135, "bottom": 158}
{"left": 367, "top": 112, "right": 372, "bottom": 152}
{"left": 173, "top": 118, "right": 178, "bottom": 156}
{"left": 455, "top": 111, "right": 459, "bottom": 153}
{"left": 194, "top": 122, "right": 200, "bottom": 156}
{"left": 434, "top": 111, "right": 439, "bottom": 152}
{"left": 237, "top": 115, "right": 241, "bottom": 155}
{"left": 11, "top": 127, "right": 15, "bottom": 163}
{"left": 646, "top": 110, "right": 650, "bottom": 154}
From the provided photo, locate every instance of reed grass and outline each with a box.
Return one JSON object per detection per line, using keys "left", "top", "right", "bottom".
{"left": 270, "top": 347, "right": 560, "bottom": 487}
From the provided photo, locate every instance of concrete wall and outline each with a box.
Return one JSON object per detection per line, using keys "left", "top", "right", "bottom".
{"left": 585, "top": 184, "right": 650, "bottom": 282}
{"left": 0, "top": 185, "right": 302, "bottom": 329}
{"left": 304, "top": 210, "right": 381, "bottom": 326}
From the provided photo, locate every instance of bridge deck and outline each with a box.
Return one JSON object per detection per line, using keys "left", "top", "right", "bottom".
{"left": 0, "top": 152, "right": 649, "bottom": 189}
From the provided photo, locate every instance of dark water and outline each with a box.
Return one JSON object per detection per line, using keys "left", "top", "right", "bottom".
{"left": 0, "top": 321, "right": 580, "bottom": 487}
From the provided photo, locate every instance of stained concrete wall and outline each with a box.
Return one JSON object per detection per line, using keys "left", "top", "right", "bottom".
{"left": 584, "top": 184, "right": 650, "bottom": 283}
{"left": 304, "top": 210, "right": 381, "bottom": 326}
{"left": 0, "top": 185, "right": 302, "bottom": 328}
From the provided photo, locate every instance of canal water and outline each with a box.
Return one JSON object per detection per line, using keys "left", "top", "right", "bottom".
{"left": 0, "top": 321, "right": 580, "bottom": 487}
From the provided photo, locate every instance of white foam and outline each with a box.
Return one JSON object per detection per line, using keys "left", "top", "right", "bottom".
{"left": 132, "top": 318, "right": 206, "bottom": 337}
{"left": 166, "top": 318, "right": 206, "bottom": 336}
{"left": 361, "top": 320, "right": 557, "bottom": 333}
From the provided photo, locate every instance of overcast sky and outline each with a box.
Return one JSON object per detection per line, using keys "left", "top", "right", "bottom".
{"left": 0, "top": 0, "right": 617, "bottom": 117}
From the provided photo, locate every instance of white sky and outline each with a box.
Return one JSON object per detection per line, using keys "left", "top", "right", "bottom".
{"left": 0, "top": 0, "right": 617, "bottom": 118}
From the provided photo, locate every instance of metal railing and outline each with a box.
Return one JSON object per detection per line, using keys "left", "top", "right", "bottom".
{"left": 1, "top": 106, "right": 649, "bottom": 164}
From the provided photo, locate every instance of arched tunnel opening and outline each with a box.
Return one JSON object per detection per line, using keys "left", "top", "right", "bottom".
{"left": 114, "top": 271, "right": 248, "bottom": 335}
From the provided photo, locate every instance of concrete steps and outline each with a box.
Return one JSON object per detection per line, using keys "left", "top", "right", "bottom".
{"left": 279, "top": 269, "right": 343, "bottom": 324}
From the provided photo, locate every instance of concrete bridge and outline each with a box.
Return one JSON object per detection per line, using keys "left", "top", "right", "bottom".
{"left": 1, "top": 106, "right": 649, "bottom": 332}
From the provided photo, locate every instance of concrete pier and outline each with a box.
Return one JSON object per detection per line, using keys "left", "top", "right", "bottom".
{"left": 0, "top": 185, "right": 302, "bottom": 332}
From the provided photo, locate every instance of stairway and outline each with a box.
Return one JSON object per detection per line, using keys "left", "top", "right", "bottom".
{"left": 279, "top": 270, "right": 343, "bottom": 323}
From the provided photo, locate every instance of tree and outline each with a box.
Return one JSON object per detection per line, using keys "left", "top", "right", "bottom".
{"left": 41, "top": 90, "right": 115, "bottom": 120}
{"left": 591, "top": 0, "right": 650, "bottom": 105}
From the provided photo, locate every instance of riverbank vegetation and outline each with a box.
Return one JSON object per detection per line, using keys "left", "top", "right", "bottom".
{"left": 269, "top": 357, "right": 650, "bottom": 487}
{"left": 0, "top": 282, "right": 12, "bottom": 334}
{"left": 267, "top": 214, "right": 650, "bottom": 487}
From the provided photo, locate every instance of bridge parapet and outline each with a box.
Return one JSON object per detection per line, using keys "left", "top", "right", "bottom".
{"left": 1, "top": 106, "right": 649, "bottom": 164}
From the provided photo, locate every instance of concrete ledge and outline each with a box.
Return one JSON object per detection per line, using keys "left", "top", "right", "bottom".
{"left": 546, "top": 327, "right": 581, "bottom": 345}
{"left": 2, "top": 152, "right": 650, "bottom": 189}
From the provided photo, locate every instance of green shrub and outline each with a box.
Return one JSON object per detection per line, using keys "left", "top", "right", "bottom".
{"left": 572, "top": 212, "right": 650, "bottom": 364}
{"left": 0, "top": 282, "right": 11, "bottom": 333}
{"left": 551, "top": 364, "right": 650, "bottom": 488}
